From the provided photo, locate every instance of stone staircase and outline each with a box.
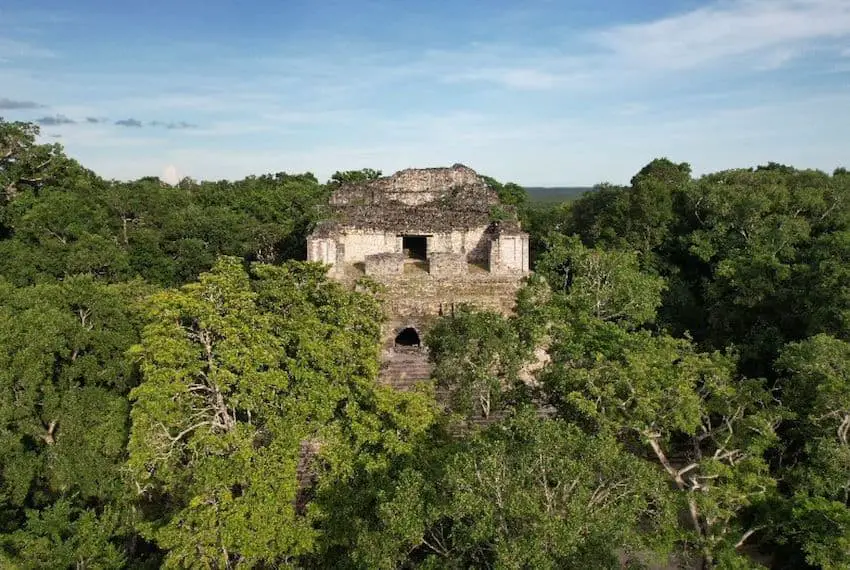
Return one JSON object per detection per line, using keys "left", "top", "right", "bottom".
{"left": 379, "top": 349, "right": 433, "bottom": 391}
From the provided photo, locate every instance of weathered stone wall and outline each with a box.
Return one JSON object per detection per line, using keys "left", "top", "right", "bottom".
{"left": 467, "top": 228, "right": 493, "bottom": 263}
{"left": 490, "top": 233, "right": 530, "bottom": 274}
{"left": 428, "top": 252, "right": 468, "bottom": 278}
{"left": 375, "top": 275, "right": 525, "bottom": 390}
{"left": 308, "top": 165, "right": 532, "bottom": 391}
{"left": 330, "top": 164, "right": 496, "bottom": 208}
{"left": 427, "top": 228, "right": 491, "bottom": 262}
{"left": 306, "top": 237, "right": 337, "bottom": 266}
{"left": 339, "top": 230, "right": 399, "bottom": 262}
{"left": 377, "top": 276, "right": 524, "bottom": 328}
{"left": 336, "top": 228, "right": 492, "bottom": 264}
{"left": 365, "top": 252, "right": 405, "bottom": 276}
{"left": 324, "top": 165, "right": 507, "bottom": 234}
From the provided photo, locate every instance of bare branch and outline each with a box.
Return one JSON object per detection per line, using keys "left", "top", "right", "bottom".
{"left": 40, "top": 420, "right": 57, "bottom": 445}
{"left": 735, "top": 527, "right": 764, "bottom": 549}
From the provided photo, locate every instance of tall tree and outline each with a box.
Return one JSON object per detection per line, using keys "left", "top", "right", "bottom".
{"left": 127, "top": 257, "right": 435, "bottom": 567}
{"left": 0, "top": 275, "right": 156, "bottom": 568}
{"left": 534, "top": 234, "right": 666, "bottom": 328}
{"left": 327, "top": 168, "right": 382, "bottom": 187}
{"left": 531, "top": 232, "right": 781, "bottom": 567}
{"left": 318, "top": 409, "right": 675, "bottom": 569}
{"left": 767, "top": 335, "right": 850, "bottom": 570}
{"left": 426, "top": 307, "right": 531, "bottom": 420}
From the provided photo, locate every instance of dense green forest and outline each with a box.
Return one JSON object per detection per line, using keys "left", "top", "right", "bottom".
{"left": 1, "top": 117, "right": 849, "bottom": 569}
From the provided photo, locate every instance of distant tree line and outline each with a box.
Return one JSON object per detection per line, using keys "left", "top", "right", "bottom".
{"left": 1, "top": 117, "right": 848, "bottom": 569}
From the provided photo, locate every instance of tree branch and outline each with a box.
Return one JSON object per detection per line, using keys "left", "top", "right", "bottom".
{"left": 735, "top": 526, "right": 764, "bottom": 549}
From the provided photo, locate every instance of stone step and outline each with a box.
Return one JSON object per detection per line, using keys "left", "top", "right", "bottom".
{"left": 379, "top": 348, "right": 433, "bottom": 391}
{"left": 380, "top": 363, "right": 433, "bottom": 391}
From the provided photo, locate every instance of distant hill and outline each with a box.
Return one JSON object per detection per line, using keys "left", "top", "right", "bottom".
{"left": 525, "top": 186, "right": 594, "bottom": 204}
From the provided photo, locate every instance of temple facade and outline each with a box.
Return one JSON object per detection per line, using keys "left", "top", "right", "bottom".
{"left": 306, "top": 164, "right": 530, "bottom": 388}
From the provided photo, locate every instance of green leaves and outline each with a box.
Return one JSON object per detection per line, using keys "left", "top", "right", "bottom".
{"left": 426, "top": 307, "right": 530, "bottom": 420}
{"left": 523, "top": 229, "right": 782, "bottom": 566}
{"left": 1, "top": 129, "right": 329, "bottom": 287}
{"left": 535, "top": 234, "right": 666, "bottom": 328}
{"left": 4, "top": 127, "right": 850, "bottom": 568}
{"left": 528, "top": 159, "right": 850, "bottom": 567}
{"left": 0, "top": 275, "right": 152, "bottom": 566}
{"left": 543, "top": 325, "right": 780, "bottom": 565}
{"left": 438, "top": 412, "right": 674, "bottom": 569}
{"left": 482, "top": 176, "right": 529, "bottom": 208}
{"left": 326, "top": 411, "right": 675, "bottom": 569}
{"left": 770, "top": 336, "right": 850, "bottom": 568}
{"left": 328, "top": 168, "right": 382, "bottom": 187}
{"left": 1, "top": 501, "right": 127, "bottom": 570}
{"left": 778, "top": 334, "right": 850, "bottom": 443}
{"left": 128, "top": 257, "right": 436, "bottom": 566}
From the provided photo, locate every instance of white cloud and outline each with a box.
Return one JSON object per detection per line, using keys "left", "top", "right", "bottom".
{"left": 349, "top": 0, "right": 850, "bottom": 92}
{"left": 445, "top": 67, "right": 566, "bottom": 90}
{"left": 427, "top": 0, "right": 850, "bottom": 90}
{"left": 592, "top": 0, "right": 850, "bottom": 70}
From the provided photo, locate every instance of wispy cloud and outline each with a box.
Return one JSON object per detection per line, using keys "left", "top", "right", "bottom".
{"left": 36, "top": 114, "right": 75, "bottom": 126}
{"left": 444, "top": 67, "right": 567, "bottom": 91}
{"left": 592, "top": 0, "right": 850, "bottom": 71}
{"left": 114, "top": 118, "right": 143, "bottom": 128}
{"left": 24, "top": 112, "right": 201, "bottom": 129}
{"left": 0, "top": 97, "right": 45, "bottom": 110}
{"left": 149, "top": 120, "right": 198, "bottom": 130}
{"left": 433, "top": 0, "right": 850, "bottom": 90}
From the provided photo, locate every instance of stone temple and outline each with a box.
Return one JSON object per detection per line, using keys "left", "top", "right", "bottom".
{"left": 307, "top": 164, "right": 530, "bottom": 388}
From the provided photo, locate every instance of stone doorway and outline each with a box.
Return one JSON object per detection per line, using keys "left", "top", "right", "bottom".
{"left": 402, "top": 235, "right": 427, "bottom": 260}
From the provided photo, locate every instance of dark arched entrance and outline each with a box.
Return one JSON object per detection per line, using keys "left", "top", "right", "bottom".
{"left": 394, "top": 327, "right": 421, "bottom": 347}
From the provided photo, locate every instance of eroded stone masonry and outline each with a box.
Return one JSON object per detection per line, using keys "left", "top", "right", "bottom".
{"left": 307, "top": 164, "right": 530, "bottom": 389}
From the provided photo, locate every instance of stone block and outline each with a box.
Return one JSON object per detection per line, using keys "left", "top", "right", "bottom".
{"left": 428, "top": 252, "right": 467, "bottom": 278}
{"left": 364, "top": 252, "right": 405, "bottom": 276}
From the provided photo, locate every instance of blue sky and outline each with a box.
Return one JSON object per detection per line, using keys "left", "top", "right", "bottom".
{"left": 1, "top": 0, "right": 848, "bottom": 185}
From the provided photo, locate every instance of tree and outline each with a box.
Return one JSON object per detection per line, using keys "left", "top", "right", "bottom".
{"left": 670, "top": 166, "right": 848, "bottom": 373}
{"left": 426, "top": 307, "right": 531, "bottom": 420}
{"left": 482, "top": 176, "right": 529, "bottom": 209}
{"left": 0, "top": 119, "right": 76, "bottom": 205}
{"left": 327, "top": 168, "right": 382, "bottom": 187}
{"left": 769, "top": 335, "right": 850, "bottom": 569}
{"left": 0, "top": 190, "right": 130, "bottom": 284}
{"left": 0, "top": 119, "right": 121, "bottom": 285}
{"left": 127, "top": 257, "right": 435, "bottom": 567}
{"left": 534, "top": 234, "right": 666, "bottom": 328}
{"left": 0, "top": 275, "right": 157, "bottom": 568}
{"left": 324, "top": 409, "right": 675, "bottom": 569}
{"left": 529, "top": 231, "right": 780, "bottom": 567}
{"left": 559, "top": 159, "right": 690, "bottom": 262}
{"left": 541, "top": 319, "right": 781, "bottom": 568}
